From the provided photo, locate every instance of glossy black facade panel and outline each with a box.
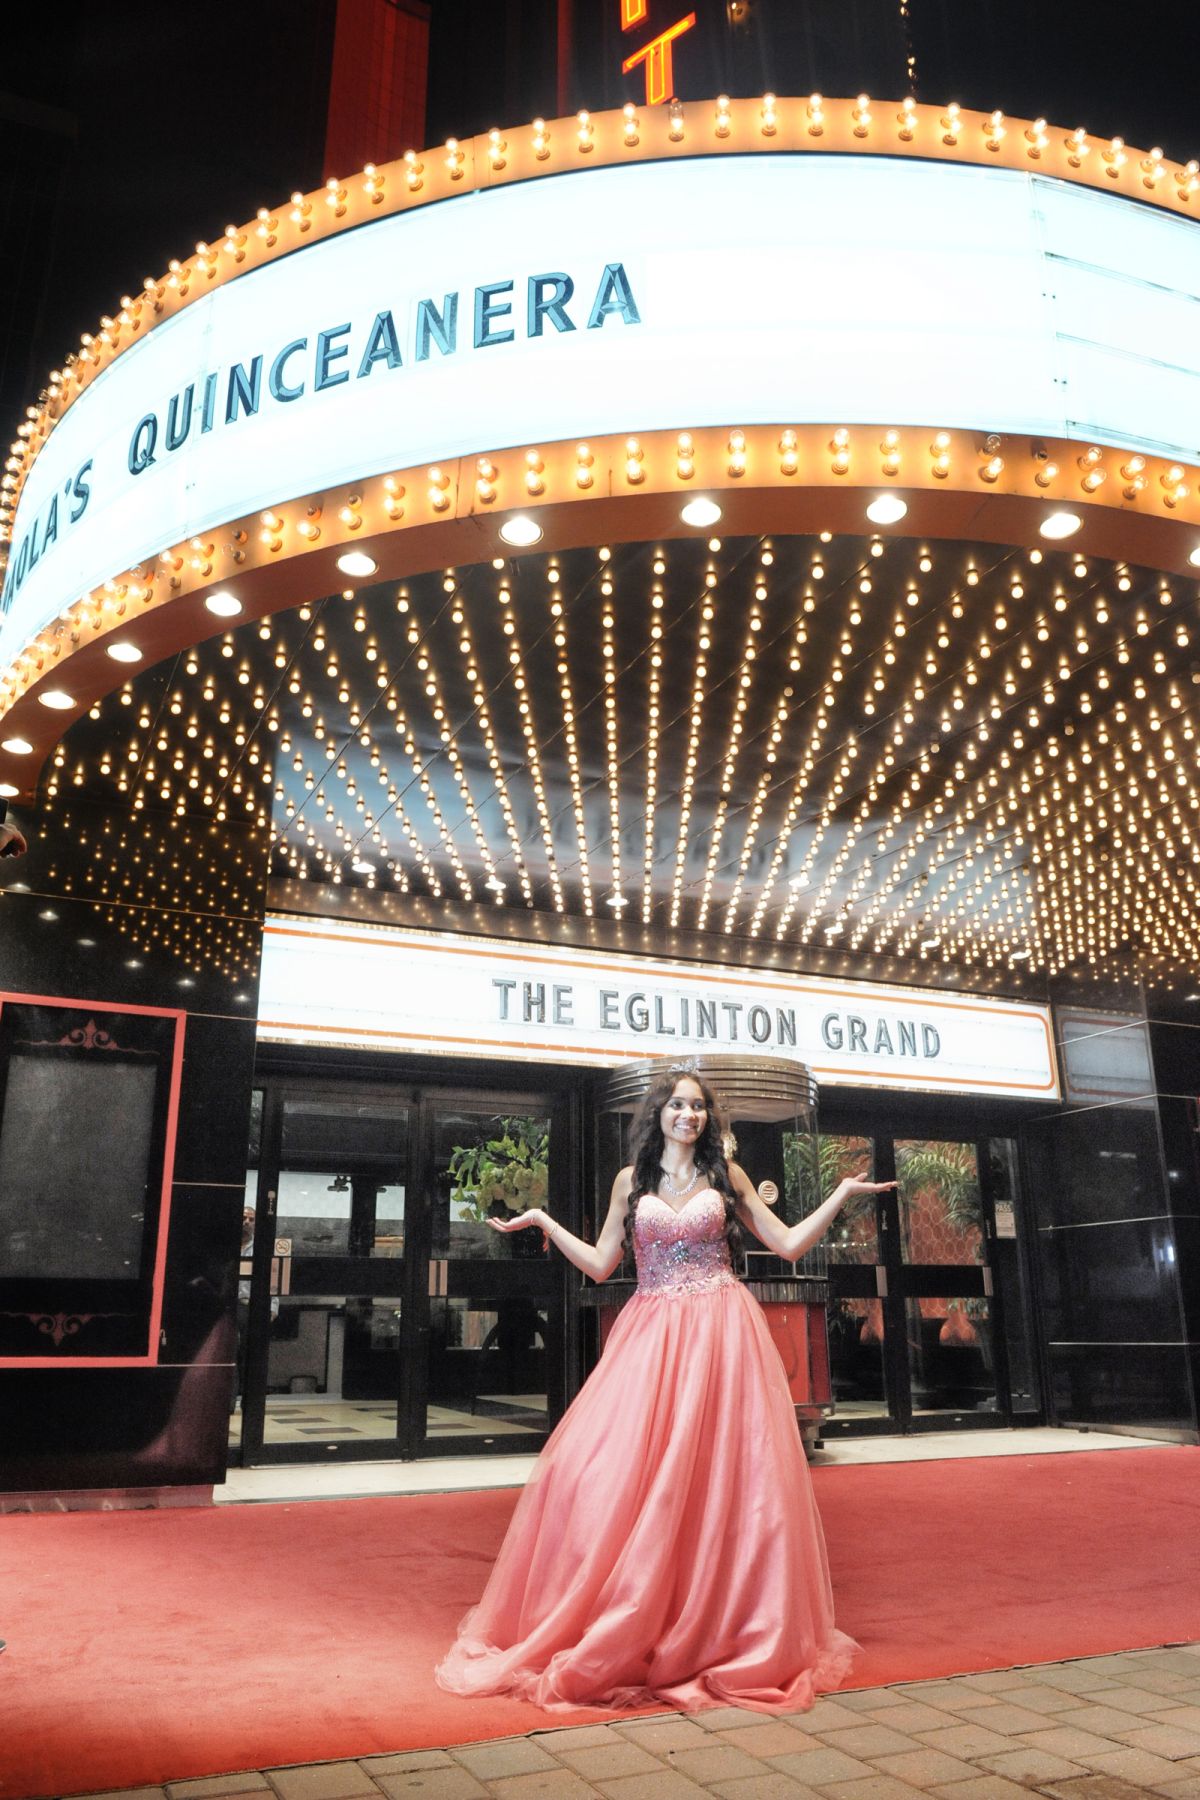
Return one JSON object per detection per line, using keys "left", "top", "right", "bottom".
{"left": 0, "top": 1365, "right": 237, "bottom": 1490}
{"left": 0, "top": 795, "right": 266, "bottom": 1492}
{"left": 1024, "top": 1099, "right": 1166, "bottom": 1229}
{"left": 1047, "top": 1343, "right": 1195, "bottom": 1433}
{"left": 1019, "top": 993, "right": 1200, "bottom": 1437}
{"left": 1036, "top": 1216, "right": 1185, "bottom": 1345}
{"left": 158, "top": 1185, "right": 245, "bottom": 1370}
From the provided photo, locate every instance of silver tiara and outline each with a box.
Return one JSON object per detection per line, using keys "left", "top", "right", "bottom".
{"left": 669, "top": 1056, "right": 700, "bottom": 1074}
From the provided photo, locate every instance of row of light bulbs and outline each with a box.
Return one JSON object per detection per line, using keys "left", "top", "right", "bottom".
{"left": 8, "top": 424, "right": 1200, "bottom": 753}
{"left": 5, "top": 91, "right": 1200, "bottom": 538}
{"left": 25, "top": 522, "right": 1200, "bottom": 989}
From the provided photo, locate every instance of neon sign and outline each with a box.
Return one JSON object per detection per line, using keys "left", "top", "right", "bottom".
{"left": 620, "top": 3, "right": 696, "bottom": 107}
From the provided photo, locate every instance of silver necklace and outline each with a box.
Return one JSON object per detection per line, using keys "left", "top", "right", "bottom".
{"left": 659, "top": 1164, "right": 701, "bottom": 1199}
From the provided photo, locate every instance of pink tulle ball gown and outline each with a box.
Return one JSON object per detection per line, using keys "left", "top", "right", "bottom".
{"left": 435, "top": 1189, "right": 858, "bottom": 1714}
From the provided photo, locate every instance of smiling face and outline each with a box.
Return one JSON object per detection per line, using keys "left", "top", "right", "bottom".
{"left": 659, "top": 1078, "right": 708, "bottom": 1152}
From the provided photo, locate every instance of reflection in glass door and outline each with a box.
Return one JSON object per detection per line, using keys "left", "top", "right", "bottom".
{"left": 815, "top": 1129, "right": 1034, "bottom": 1436}
{"left": 236, "top": 1083, "right": 566, "bottom": 1464}
{"left": 807, "top": 1135, "right": 891, "bottom": 1421}
{"left": 236, "top": 1090, "right": 411, "bottom": 1459}
{"left": 417, "top": 1101, "right": 561, "bottom": 1454}
{"left": 895, "top": 1140, "right": 996, "bottom": 1419}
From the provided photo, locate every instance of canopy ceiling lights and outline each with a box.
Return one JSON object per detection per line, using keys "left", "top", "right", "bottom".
{"left": 5, "top": 423, "right": 1200, "bottom": 781}
{"left": 35, "top": 532, "right": 1200, "bottom": 990}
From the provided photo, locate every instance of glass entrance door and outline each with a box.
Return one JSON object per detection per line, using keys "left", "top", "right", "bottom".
{"left": 234, "top": 1080, "right": 566, "bottom": 1464}
{"left": 411, "top": 1097, "right": 564, "bottom": 1456}
{"left": 821, "top": 1131, "right": 1029, "bottom": 1434}
{"left": 893, "top": 1139, "right": 995, "bottom": 1422}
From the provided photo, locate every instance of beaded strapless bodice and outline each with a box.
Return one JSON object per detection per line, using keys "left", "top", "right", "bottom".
{"left": 634, "top": 1190, "right": 736, "bottom": 1297}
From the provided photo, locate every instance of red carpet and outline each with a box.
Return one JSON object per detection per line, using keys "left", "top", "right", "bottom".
{"left": 0, "top": 1447, "right": 1197, "bottom": 1800}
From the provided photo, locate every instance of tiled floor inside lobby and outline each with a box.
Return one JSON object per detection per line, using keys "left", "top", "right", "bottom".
{"left": 77, "top": 1644, "right": 1200, "bottom": 1800}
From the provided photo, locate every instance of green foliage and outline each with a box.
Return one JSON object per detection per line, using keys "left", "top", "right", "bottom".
{"left": 447, "top": 1115, "right": 550, "bottom": 1222}
{"left": 784, "top": 1132, "right": 874, "bottom": 1228}
{"left": 895, "top": 1140, "right": 979, "bottom": 1229}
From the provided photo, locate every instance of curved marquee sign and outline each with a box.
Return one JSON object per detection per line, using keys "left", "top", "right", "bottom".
{"left": 258, "top": 916, "right": 1059, "bottom": 1100}
{"left": 6, "top": 150, "right": 1200, "bottom": 671}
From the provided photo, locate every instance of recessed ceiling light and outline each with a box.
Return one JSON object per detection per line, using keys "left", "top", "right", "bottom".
{"left": 681, "top": 497, "right": 722, "bottom": 528}
{"left": 1010, "top": 947, "right": 1032, "bottom": 961}
{"left": 1189, "top": 546, "right": 1200, "bottom": 568}
{"left": 787, "top": 870, "right": 810, "bottom": 890}
{"left": 205, "top": 591, "right": 243, "bottom": 617}
{"left": 1, "top": 738, "right": 32, "bottom": 755}
{"left": 38, "top": 689, "right": 75, "bottom": 710}
{"left": 865, "top": 494, "right": 908, "bottom": 525}
{"left": 351, "top": 858, "right": 374, "bottom": 873}
{"left": 125, "top": 958, "right": 142, "bottom": 969}
{"left": 0, "top": 782, "right": 19, "bottom": 799}
{"left": 336, "top": 551, "right": 379, "bottom": 578}
{"left": 78, "top": 938, "right": 96, "bottom": 948}
{"left": 498, "top": 515, "right": 543, "bottom": 547}
{"left": 106, "top": 641, "right": 143, "bottom": 663}
{"left": 605, "top": 893, "right": 628, "bottom": 910}
{"left": 485, "top": 874, "right": 506, "bottom": 892}
{"left": 1039, "top": 511, "right": 1082, "bottom": 540}
{"left": 39, "top": 909, "right": 58, "bottom": 921}
{"left": 919, "top": 935, "right": 941, "bottom": 950}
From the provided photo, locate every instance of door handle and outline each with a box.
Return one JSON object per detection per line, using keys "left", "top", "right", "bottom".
{"left": 982, "top": 1267, "right": 994, "bottom": 1298}
{"left": 428, "top": 1259, "right": 448, "bottom": 1298}
{"left": 875, "top": 1266, "right": 889, "bottom": 1299}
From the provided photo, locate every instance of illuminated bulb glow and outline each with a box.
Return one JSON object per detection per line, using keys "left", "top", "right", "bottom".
{"left": 499, "top": 515, "right": 543, "bottom": 547}
{"left": 865, "top": 494, "right": 908, "bottom": 525}
{"left": 205, "top": 591, "right": 243, "bottom": 616}
{"left": 681, "top": 497, "right": 722, "bottom": 528}
{"left": 336, "top": 551, "right": 379, "bottom": 577}
{"left": 1039, "top": 511, "right": 1083, "bottom": 539}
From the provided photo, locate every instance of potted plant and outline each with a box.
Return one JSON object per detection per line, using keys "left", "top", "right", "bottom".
{"left": 447, "top": 1115, "right": 550, "bottom": 1256}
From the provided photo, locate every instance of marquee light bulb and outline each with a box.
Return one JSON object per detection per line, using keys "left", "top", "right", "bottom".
{"left": 681, "top": 497, "right": 722, "bottom": 528}
{"left": 1039, "top": 511, "right": 1083, "bottom": 540}
{"left": 336, "top": 551, "right": 379, "bottom": 578}
{"left": 865, "top": 494, "right": 908, "bottom": 525}
{"left": 498, "top": 515, "right": 543, "bottom": 547}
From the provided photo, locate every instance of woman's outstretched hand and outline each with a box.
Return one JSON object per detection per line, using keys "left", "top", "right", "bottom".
{"left": 486, "top": 1208, "right": 547, "bottom": 1233}
{"left": 840, "top": 1174, "right": 897, "bottom": 1200}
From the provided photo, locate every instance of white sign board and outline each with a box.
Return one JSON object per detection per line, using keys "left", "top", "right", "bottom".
{"left": 6, "top": 155, "right": 1200, "bottom": 662}
{"left": 257, "top": 916, "right": 1059, "bottom": 1100}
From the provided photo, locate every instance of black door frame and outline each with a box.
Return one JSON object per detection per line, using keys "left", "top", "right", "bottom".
{"left": 818, "top": 1088, "right": 1053, "bottom": 1437}
{"left": 234, "top": 1069, "right": 575, "bottom": 1466}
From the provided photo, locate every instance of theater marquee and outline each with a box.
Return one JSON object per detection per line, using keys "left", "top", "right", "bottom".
{"left": 257, "top": 917, "right": 1059, "bottom": 1099}
{"left": 8, "top": 146, "right": 1200, "bottom": 670}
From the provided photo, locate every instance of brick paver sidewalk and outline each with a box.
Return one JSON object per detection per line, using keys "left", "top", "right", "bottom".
{"left": 78, "top": 1645, "right": 1200, "bottom": 1800}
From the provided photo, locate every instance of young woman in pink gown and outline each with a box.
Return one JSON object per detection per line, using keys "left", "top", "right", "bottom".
{"left": 436, "top": 1070, "right": 894, "bottom": 1715}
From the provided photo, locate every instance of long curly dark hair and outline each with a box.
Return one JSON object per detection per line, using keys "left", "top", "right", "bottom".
{"left": 622, "top": 1069, "right": 742, "bottom": 1259}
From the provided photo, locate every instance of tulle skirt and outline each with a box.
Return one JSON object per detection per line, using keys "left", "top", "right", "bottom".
{"left": 436, "top": 1280, "right": 858, "bottom": 1714}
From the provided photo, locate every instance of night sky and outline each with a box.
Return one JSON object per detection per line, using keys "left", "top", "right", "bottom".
{"left": 3, "top": 0, "right": 1199, "bottom": 448}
